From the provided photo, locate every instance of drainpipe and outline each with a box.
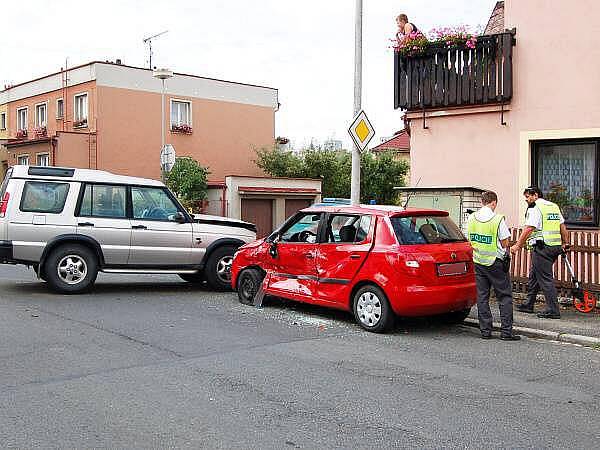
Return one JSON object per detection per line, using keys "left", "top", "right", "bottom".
{"left": 221, "top": 185, "right": 227, "bottom": 217}
{"left": 51, "top": 137, "right": 57, "bottom": 166}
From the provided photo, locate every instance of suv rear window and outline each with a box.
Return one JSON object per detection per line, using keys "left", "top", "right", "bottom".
{"left": 391, "top": 215, "right": 466, "bottom": 245}
{"left": 20, "top": 181, "right": 70, "bottom": 214}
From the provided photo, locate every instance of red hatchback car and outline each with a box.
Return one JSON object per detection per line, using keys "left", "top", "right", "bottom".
{"left": 231, "top": 205, "right": 476, "bottom": 333}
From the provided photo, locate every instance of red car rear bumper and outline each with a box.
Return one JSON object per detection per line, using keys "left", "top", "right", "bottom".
{"left": 389, "top": 281, "right": 477, "bottom": 316}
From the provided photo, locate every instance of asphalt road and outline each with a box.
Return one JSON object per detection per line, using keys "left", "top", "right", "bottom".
{"left": 0, "top": 265, "right": 598, "bottom": 449}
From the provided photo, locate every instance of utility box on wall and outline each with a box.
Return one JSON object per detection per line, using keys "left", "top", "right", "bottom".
{"left": 394, "top": 186, "right": 485, "bottom": 232}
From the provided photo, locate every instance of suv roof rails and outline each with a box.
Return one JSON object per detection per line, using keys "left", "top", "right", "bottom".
{"left": 27, "top": 167, "right": 75, "bottom": 178}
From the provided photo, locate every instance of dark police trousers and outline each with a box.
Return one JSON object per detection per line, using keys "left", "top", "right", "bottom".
{"left": 522, "top": 244, "right": 563, "bottom": 315}
{"left": 475, "top": 259, "right": 514, "bottom": 336}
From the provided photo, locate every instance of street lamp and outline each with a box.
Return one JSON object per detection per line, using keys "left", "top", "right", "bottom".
{"left": 153, "top": 68, "right": 173, "bottom": 180}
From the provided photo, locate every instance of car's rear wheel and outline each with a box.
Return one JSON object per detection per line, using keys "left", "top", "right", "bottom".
{"left": 352, "top": 284, "right": 395, "bottom": 333}
{"left": 442, "top": 307, "right": 471, "bottom": 324}
{"left": 178, "top": 272, "right": 205, "bottom": 284}
{"left": 237, "top": 268, "right": 264, "bottom": 305}
{"left": 44, "top": 244, "right": 98, "bottom": 294}
{"left": 205, "top": 245, "right": 237, "bottom": 291}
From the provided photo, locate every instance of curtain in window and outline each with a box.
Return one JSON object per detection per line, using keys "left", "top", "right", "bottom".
{"left": 536, "top": 142, "right": 596, "bottom": 223}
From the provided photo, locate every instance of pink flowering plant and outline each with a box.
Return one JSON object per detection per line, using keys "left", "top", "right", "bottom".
{"left": 393, "top": 26, "right": 478, "bottom": 56}
{"left": 171, "top": 123, "right": 193, "bottom": 134}
{"left": 34, "top": 126, "right": 47, "bottom": 138}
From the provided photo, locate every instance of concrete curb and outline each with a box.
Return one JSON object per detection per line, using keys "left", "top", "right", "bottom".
{"left": 464, "top": 318, "right": 600, "bottom": 348}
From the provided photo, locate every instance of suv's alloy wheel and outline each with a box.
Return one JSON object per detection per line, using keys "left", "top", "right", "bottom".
{"left": 205, "top": 245, "right": 238, "bottom": 291}
{"left": 44, "top": 244, "right": 98, "bottom": 294}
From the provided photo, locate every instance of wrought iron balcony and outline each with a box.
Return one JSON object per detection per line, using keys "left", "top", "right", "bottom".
{"left": 394, "top": 30, "right": 516, "bottom": 111}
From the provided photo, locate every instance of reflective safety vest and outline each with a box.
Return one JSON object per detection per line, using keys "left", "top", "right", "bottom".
{"left": 527, "top": 201, "right": 562, "bottom": 248}
{"left": 467, "top": 213, "right": 504, "bottom": 266}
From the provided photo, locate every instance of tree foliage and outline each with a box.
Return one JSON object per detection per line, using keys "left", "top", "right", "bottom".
{"left": 255, "top": 147, "right": 409, "bottom": 204}
{"left": 165, "top": 157, "right": 209, "bottom": 211}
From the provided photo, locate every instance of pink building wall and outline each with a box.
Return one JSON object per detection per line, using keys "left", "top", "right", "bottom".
{"left": 97, "top": 85, "right": 273, "bottom": 181}
{"left": 408, "top": 0, "right": 600, "bottom": 227}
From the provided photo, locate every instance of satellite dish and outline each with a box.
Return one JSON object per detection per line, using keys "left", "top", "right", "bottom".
{"left": 160, "top": 144, "right": 176, "bottom": 173}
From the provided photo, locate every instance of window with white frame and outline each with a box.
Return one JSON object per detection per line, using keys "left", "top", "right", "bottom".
{"left": 0, "top": 112, "right": 6, "bottom": 130}
{"left": 170, "top": 100, "right": 191, "bottom": 127}
{"left": 74, "top": 93, "right": 88, "bottom": 126}
{"left": 17, "top": 155, "right": 29, "bottom": 165}
{"left": 37, "top": 153, "right": 50, "bottom": 166}
{"left": 56, "top": 98, "right": 64, "bottom": 119}
{"left": 17, "top": 108, "right": 28, "bottom": 131}
{"left": 35, "top": 103, "right": 47, "bottom": 128}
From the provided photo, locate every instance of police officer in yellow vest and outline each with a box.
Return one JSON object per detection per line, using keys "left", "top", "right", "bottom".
{"left": 511, "top": 186, "right": 569, "bottom": 319}
{"left": 467, "top": 191, "right": 520, "bottom": 340}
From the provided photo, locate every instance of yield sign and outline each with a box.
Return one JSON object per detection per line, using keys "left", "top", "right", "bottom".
{"left": 348, "top": 110, "right": 375, "bottom": 151}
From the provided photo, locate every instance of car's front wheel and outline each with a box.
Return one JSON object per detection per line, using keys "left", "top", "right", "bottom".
{"left": 237, "top": 268, "right": 264, "bottom": 305}
{"left": 44, "top": 244, "right": 98, "bottom": 294}
{"left": 352, "top": 284, "right": 395, "bottom": 333}
{"left": 205, "top": 245, "right": 237, "bottom": 291}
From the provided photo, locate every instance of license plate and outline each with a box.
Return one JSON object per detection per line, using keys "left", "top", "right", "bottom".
{"left": 437, "top": 262, "right": 467, "bottom": 276}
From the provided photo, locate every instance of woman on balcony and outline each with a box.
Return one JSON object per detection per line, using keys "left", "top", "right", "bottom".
{"left": 396, "top": 13, "right": 419, "bottom": 40}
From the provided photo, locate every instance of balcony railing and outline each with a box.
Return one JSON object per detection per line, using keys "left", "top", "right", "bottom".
{"left": 394, "top": 30, "right": 516, "bottom": 111}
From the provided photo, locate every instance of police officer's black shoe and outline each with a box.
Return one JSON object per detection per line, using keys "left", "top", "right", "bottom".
{"left": 536, "top": 311, "right": 561, "bottom": 319}
{"left": 516, "top": 304, "right": 535, "bottom": 313}
{"left": 481, "top": 333, "right": 493, "bottom": 340}
{"left": 500, "top": 334, "right": 521, "bottom": 341}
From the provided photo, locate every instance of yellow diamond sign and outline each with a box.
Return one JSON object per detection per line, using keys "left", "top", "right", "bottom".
{"left": 348, "top": 110, "right": 375, "bottom": 151}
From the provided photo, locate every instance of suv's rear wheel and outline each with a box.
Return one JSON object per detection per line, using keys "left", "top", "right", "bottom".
{"left": 352, "top": 284, "right": 395, "bottom": 333}
{"left": 44, "top": 244, "right": 98, "bottom": 294}
{"left": 237, "top": 268, "right": 264, "bottom": 305}
{"left": 205, "top": 245, "right": 237, "bottom": 291}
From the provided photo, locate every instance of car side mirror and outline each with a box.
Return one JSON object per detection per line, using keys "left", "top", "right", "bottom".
{"left": 269, "top": 234, "right": 280, "bottom": 259}
{"left": 172, "top": 212, "right": 186, "bottom": 223}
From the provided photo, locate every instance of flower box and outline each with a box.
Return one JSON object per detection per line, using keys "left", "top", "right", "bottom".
{"left": 16, "top": 129, "right": 28, "bottom": 139}
{"left": 34, "top": 126, "right": 47, "bottom": 138}
{"left": 171, "top": 124, "right": 193, "bottom": 134}
{"left": 74, "top": 118, "right": 88, "bottom": 128}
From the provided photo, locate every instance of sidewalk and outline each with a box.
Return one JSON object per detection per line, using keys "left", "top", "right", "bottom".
{"left": 467, "top": 299, "right": 600, "bottom": 346}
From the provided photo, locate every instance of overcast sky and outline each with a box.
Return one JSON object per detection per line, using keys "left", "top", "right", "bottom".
{"left": 1, "top": 0, "right": 496, "bottom": 149}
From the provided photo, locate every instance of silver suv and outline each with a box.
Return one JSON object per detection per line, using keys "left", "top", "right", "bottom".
{"left": 0, "top": 166, "right": 256, "bottom": 293}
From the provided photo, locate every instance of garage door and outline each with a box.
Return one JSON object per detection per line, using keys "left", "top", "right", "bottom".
{"left": 241, "top": 199, "right": 273, "bottom": 238}
{"left": 285, "top": 198, "right": 313, "bottom": 219}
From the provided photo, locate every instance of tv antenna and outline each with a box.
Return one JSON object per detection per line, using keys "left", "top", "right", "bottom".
{"left": 143, "top": 30, "right": 168, "bottom": 69}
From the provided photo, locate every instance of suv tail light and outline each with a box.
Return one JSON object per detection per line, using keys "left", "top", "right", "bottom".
{"left": 0, "top": 192, "right": 10, "bottom": 217}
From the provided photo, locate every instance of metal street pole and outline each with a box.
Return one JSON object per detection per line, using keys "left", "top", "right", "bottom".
{"left": 351, "top": 0, "right": 363, "bottom": 206}
{"left": 153, "top": 68, "right": 173, "bottom": 182}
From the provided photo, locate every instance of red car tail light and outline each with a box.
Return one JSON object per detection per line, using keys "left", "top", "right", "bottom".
{"left": 0, "top": 192, "right": 9, "bottom": 217}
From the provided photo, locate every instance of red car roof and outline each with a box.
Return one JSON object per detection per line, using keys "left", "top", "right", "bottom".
{"left": 303, "top": 205, "right": 449, "bottom": 217}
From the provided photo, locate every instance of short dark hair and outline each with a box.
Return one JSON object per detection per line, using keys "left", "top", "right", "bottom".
{"left": 397, "top": 13, "right": 409, "bottom": 22}
{"left": 523, "top": 186, "right": 543, "bottom": 198}
{"left": 481, "top": 190, "right": 498, "bottom": 205}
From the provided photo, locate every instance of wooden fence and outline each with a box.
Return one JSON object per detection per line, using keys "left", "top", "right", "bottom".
{"left": 510, "top": 228, "right": 600, "bottom": 295}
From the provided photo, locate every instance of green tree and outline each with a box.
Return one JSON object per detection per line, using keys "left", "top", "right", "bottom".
{"left": 360, "top": 151, "right": 409, "bottom": 204}
{"left": 165, "top": 157, "right": 210, "bottom": 212}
